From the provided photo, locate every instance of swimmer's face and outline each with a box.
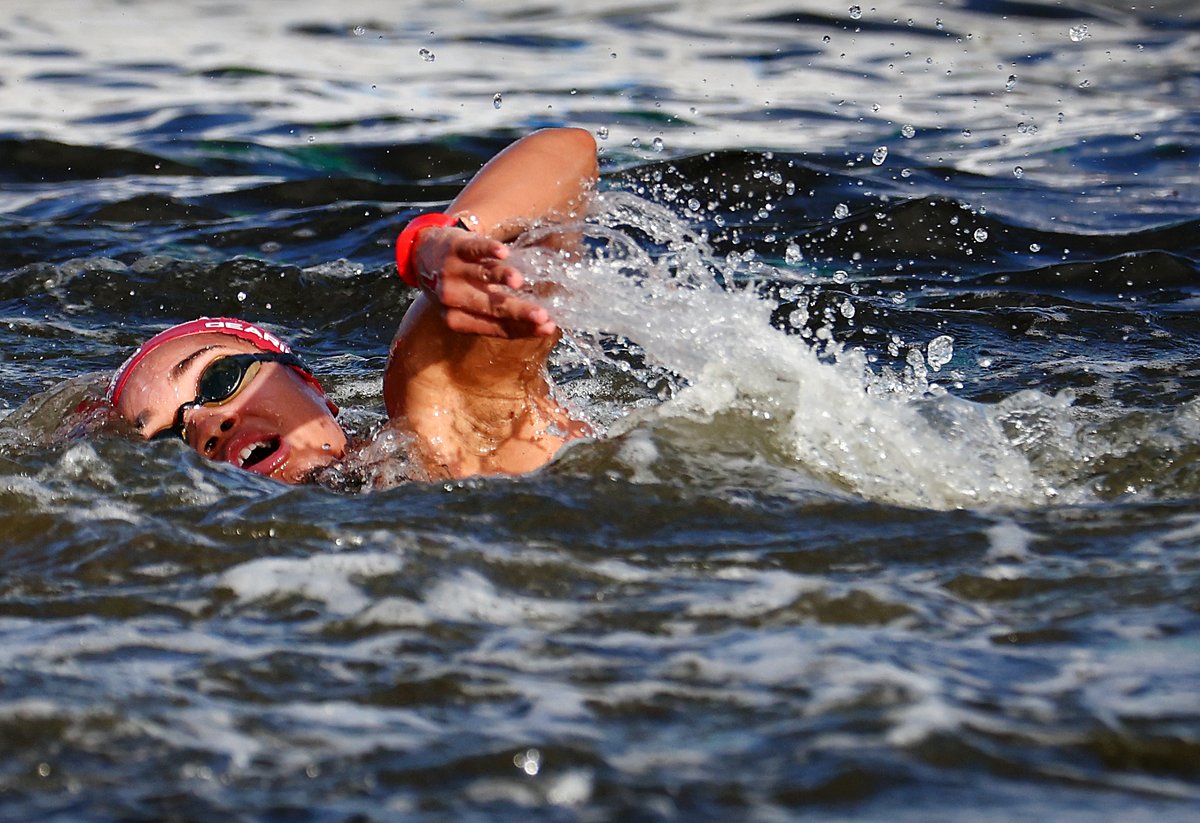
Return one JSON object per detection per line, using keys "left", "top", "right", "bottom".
{"left": 113, "top": 333, "right": 347, "bottom": 483}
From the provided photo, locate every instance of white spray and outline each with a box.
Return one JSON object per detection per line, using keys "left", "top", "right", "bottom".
{"left": 514, "top": 192, "right": 1071, "bottom": 510}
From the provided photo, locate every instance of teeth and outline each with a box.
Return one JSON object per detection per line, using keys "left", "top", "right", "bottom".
{"left": 238, "top": 441, "right": 271, "bottom": 467}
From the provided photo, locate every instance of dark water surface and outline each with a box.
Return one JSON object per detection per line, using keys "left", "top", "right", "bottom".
{"left": 2, "top": 0, "right": 1199, "bottom": 820}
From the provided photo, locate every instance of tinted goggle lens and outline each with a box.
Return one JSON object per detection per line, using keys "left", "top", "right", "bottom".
{"left": 197, "top": 355, "right": 259, "bottom": 404}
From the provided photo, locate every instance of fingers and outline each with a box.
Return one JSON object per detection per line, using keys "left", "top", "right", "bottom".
{"left": 442, "top": 308, "right": 558, "bottom": 339}
{"left": 414, "top": 227, "right": 554, "bottom": 338}
{"left": 452, "top": 261, "right": 525, "bottom": 290}
{"left": 440, "top": 277, "right": 549, "bottom": 323}
{"left": 451, "top": 237, "right": 524, "bottom": 288}
{"left": 455, "top": 234, "right": 509, "bottom": 263}
{"left": 436, "top": 278, "right": 556, "bottom": 339}
{"left": 424, "top": 232, "right": 524, "bottom": 289}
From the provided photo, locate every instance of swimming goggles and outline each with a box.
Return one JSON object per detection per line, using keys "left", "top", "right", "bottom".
{"left": 151, "top": 352, "right": 312, "bottom": 442}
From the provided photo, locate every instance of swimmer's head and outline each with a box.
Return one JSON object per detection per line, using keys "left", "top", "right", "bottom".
{"left": 109, "top": 318, "right": 347, "bottom": 483}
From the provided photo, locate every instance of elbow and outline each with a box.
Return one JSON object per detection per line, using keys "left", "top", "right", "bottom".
{"left": 559, "top": 127, "right": 598, "bottom": 155}
{"left": 564, "top": 128, "right": 599, "bottom": 188}
{"left": 531, "top": 127, "right": 598, "bottom": 178}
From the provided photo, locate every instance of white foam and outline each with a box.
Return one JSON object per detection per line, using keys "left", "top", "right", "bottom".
{"left": 423, "top": 569, "right": 575, "bottom": 626}
{"left": 355, "top": 596, "right": 431, "bottom": 628}
{"left": 985, "top": 518, "right": 1036, "bottom": 565}
{"left": 217, "top": 552, "right": 404, "bottom": 615}
{"left": 519, "top": 193, "right": 1078, "bottom": 510}
{"left": 685, "top": 569, "right": 823, "bottom": 618}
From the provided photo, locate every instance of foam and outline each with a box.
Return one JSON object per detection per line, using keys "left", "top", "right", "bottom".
{"left": 217, "top": 552, "right": 404, "bottom": 615}
{"left": 517, "top": 192, "right": 1082, "bottom": 510}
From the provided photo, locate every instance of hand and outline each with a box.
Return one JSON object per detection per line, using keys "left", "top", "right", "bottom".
{"left": 413, "top": 227, "right": 557, "bottom": 339}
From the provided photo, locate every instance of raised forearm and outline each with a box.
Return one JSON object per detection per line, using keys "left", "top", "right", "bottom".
{"left": 447, "top": 127, "right": 598, "bottom": 239}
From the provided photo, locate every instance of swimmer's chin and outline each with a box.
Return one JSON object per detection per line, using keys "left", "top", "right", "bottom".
{"left": 254, "top": 442, "right": 346, "bottom": 485}
{"left": 279, "top": 452, "right": 345, "bottom": 485}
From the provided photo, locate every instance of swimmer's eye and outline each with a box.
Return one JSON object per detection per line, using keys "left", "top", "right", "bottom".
{"left": 196, "top": 357, "right": 264, "bottom": 407}
{"left": 149, "top": 352, "right": 312, "bottom": 442}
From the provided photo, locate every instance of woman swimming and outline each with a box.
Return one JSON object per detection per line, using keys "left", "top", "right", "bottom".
{"left": 106, "top": 128, "right": 599, "bottom": 483}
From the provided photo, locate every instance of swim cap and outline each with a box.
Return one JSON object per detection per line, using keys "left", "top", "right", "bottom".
{"left": 107, "top": 317, "right": 333, "bottom": 409}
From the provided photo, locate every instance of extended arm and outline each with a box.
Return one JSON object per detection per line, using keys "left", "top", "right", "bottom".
{"left": 406, "top": 127, "right": 598, "bottom": 338}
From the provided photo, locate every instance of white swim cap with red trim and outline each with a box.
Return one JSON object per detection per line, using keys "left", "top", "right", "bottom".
{"left": 107, "top": 317, "right": 332, "bottom": 408}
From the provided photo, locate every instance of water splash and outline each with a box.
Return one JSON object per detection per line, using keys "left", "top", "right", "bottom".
{"left": 512, "top": 193, "right": 1072, "bottom": 510}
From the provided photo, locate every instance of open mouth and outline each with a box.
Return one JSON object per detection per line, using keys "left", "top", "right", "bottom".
{"left": 235, "top": 436, "right": 281, "bottom": 469}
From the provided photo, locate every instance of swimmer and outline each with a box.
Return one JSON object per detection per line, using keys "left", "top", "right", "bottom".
{"left": 107, "top": 128, "right": 599, "bottom": 483}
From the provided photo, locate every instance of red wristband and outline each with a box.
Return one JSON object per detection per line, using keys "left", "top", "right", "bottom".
{"left": 395, "top": 212, "right": 460, "bottom": 288}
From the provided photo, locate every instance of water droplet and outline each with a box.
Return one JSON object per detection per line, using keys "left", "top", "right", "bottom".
{"left": 935, "top": 18, "right": 944, "bottom": 30}
{"left": 900, "top": 168, "right": 912, "bottom": 177}
{"left": 1005, "top": 74, "right": 1017, "bottom": 91}
{"left": 834, "top": 203, "right": 850, "bottom": 219}
{"left": 596, "top": 126, "right": 609, "bottom": 140}
{"left": 514, "top": 748, "right": 541, "bottom": 776}
{"left": 1029, "top": 243, "right": 1041, "bottom": 252}
{"left": 419, "top": 48, "right": 435, "bottom": 62}
{"left": 1069, "top": 25, "right": 1089, "bottom": 42}
{"left": 236, "top": 291, "right": 247, "bottom": 302}
{"left": 973, "top": 228, "right": 988, "bottom": 242}
{"left": 832, "top": 269, "right": 848, "bottom": 284}
{"left": 652, "top": 137, "right": 664, "bottom": 152}
{"left": 848, "top": 5, "right": 862, "bottom": 20}
{"left": 901, "top": 124, "right": 915, "bottom": 138}
{"left": 1133, "top": 133, "right": 1142, "bottom": 141}
{"left": 822, "top": 34, "right": 831, "bottom": 43}
{"left": 353, "top": 25, "right": 366, "bottom": 37}
{"left": 961, "top": 129, "right": 972, "bottom": 138}
{"left": 630, "top": 137, "right": 641, "bottom": 148}
{"left": 927, "top": 335, "right": 954, "bottom": 371}
{"left": 840, "top": 298, "right": 855, "bottom": 318}
{"left": 1013, "top": 166, "right": 1024, "bottom": 178}
{"left": 784, "top": 243, "right": 803, "bottom": 265}
{"left": 492, "top": 93, "right": 503, "bottom": 109}
{"left": 872, "top": 146, "right": 888, "bottom": 165}
{"left": 1078, "top": 79, "right": 1090, "bottom": 88}
{"left": 37, "top": 763, "right": 51, "bottom": 778}
{"left": 688, "top": 197, "right": 702, "bottom": 212}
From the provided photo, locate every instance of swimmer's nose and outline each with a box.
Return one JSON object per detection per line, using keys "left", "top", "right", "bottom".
{"left": 186, "top": 407, "right": 237, "bottom": 457}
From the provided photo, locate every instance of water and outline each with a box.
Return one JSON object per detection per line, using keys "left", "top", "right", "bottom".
{"left": 2, "top": 0, "right": 1199, "bottom": 819}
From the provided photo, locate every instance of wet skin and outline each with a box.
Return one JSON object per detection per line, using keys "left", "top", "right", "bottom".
{"left": 113, "top": 333, "right": 347, "bottom": 483}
